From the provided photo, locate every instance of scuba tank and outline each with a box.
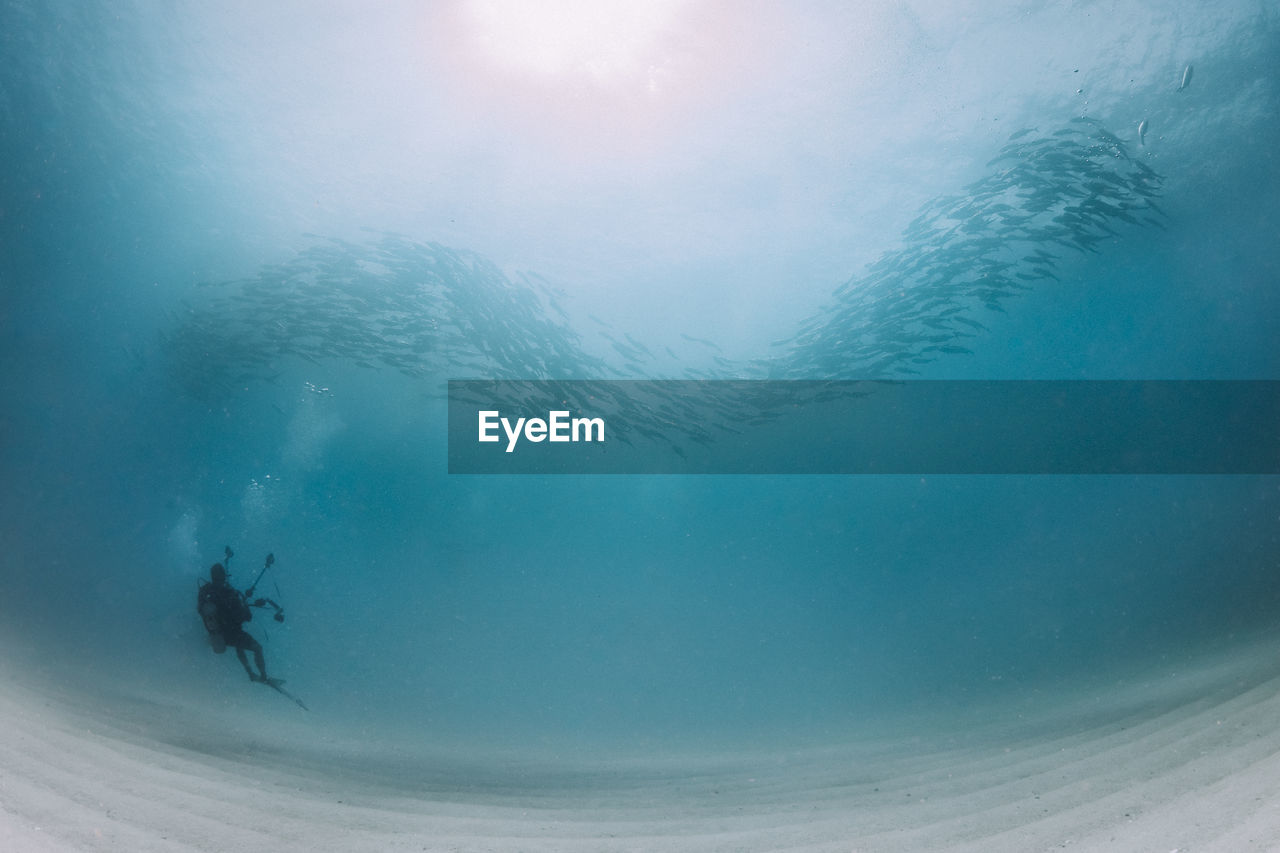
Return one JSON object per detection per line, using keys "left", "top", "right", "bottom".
{"left": 196, "top": 545, "right": 234, "bottom": 653}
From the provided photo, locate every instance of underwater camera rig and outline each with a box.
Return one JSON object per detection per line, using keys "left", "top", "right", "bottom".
{"left": 246, "top": 552, "right": 286, "bottom": 622}
{"left": 223, "top": 547, "right": 286, "bottom": 623}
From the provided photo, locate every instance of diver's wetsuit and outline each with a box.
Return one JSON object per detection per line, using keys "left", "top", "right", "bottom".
{"left": 199, "top": 579, "right": 268, "bottom": 681}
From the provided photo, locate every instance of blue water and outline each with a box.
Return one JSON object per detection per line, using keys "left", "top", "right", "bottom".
{"left": 2, "top": 0, "right": 1278, "bottom": 751}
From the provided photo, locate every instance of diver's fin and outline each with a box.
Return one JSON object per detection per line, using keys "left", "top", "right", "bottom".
{"left": 259, "top": 677, "right": 308, "bottom": 711}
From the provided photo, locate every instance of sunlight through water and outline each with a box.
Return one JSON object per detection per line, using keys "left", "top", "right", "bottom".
{"left": 460, "top": 0, "right": 689, "bottom": 87}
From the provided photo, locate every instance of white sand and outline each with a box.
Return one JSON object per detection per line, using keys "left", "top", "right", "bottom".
{"left": 5, "top": 634, "right": 1280, "bottom": 852}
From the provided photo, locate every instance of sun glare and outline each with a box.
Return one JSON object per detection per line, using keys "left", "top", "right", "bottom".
{"left": 461, "top": 0, "right": 687, "bottom": 86}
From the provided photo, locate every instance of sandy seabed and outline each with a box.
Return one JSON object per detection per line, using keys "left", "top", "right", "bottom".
{"left": 5, "top": 634, "right": 1280, "bottom": 852}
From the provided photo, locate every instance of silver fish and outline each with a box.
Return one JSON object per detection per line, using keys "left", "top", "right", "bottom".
{"left": 1178, "top": 63, "right": 1193, "bottom": 91}
{"left": 1138, "top": 118, "right": 1148, "bottom": 146}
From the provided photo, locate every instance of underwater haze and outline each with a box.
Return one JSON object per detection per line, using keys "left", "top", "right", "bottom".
{"left": 3, "top": 0, "right": 1280, "bottom": 757}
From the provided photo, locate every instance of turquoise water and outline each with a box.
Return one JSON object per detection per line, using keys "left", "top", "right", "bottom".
{"left": 2, "top": 1, "right": 1278, "bottom": 750}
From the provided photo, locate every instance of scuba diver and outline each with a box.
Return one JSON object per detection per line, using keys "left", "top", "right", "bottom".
{"left": 196, "top": 548, "right": 309, "bottom": 710}
{"left": 197, "top": 548, "right": 283, "bottom": 684}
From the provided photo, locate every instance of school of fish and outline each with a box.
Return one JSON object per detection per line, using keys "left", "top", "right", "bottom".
{"left": 163, "top": 118, "right": 1166, "bottom": 448}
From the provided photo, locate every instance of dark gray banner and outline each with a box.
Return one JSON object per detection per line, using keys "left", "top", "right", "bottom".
{"left": 447, "top": 380, "right": 1280, "bottom": 474}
